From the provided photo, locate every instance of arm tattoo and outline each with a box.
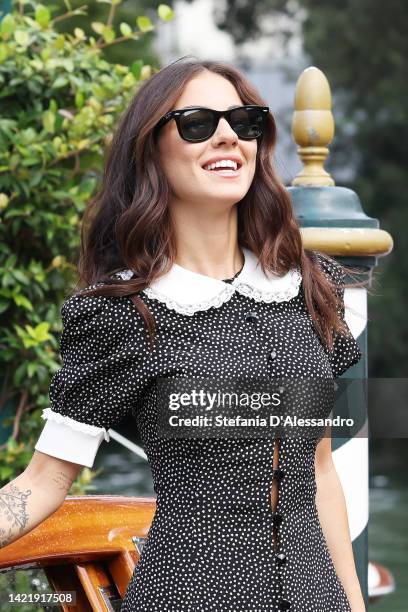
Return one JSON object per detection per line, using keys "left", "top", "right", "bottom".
{"left": 0, "top": 482, "right": 32, "bottom": 547}
{"left": 50, "top": 470, "right": 73, "bottom": 493}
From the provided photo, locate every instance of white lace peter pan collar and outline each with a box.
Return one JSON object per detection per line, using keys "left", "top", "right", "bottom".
{"left": 116, "top": 247, "right": 302, "bottom": 316}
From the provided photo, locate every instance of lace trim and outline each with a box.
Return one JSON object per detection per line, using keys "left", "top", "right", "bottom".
{"left": 234, "top": 268, "right": 302, "bottom": 303}
{"left": 142, "top": 269, "right": 302, "bottom": 315}
{"left": 115, "top": 267, "right": 302, "bottom": 314}
{"left": 143, "top": 284, "right": 236, "bottom": 316}
{"left": 40, "top": 407, "right": 110, "bottom": 442}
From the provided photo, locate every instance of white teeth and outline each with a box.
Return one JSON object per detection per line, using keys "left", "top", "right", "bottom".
{"left": 204, "top": 159, "right": 239, "bottom": 171}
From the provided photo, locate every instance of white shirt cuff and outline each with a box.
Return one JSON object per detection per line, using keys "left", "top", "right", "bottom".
{"left": 35, "top": 418, "right": 107, "bottom": 468}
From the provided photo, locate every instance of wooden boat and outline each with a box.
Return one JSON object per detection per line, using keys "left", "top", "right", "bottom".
{"left": 0, "top": 496, "right": 155, "bottom": 611}
{"left": 0, "top": 495, "right": 395, "bottom": 610}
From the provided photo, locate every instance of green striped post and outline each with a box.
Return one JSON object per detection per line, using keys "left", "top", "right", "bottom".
{"left": 287, "top": 66, "right": 393, "bottom": 608}
{"left": 289, "top": 185, "right": 372, "bottom": 606}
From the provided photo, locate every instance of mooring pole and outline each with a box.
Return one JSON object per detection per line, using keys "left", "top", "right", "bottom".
{"left": 287, "top": 66, "right": 393, "bottom": 608}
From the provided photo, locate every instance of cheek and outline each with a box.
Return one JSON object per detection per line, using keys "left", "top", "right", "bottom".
{"left": 248, "top": 141, "right": 258, "bottom": 162}
{"left": 245, "top": 143, "right": 258, "bottom": 178}
{"left": 160, "top": 137, "right": 204, "bottom": 183}
{"left": 158, "top": 137, "right": 186, "bottom": 184}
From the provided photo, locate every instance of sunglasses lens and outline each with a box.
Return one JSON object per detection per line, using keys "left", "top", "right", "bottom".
{"left": 179, "top": 109, "right": 214, "bottom": 141}
{"left": 176, "top": 107, "right": 267, "bottom": 142}
{"left": 230, "top": 107, "right": 265, "bottom": 139}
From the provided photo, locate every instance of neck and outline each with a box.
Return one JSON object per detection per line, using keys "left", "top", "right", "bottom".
{"left": 171, "top": 203, "right": 244, "bottom": 280}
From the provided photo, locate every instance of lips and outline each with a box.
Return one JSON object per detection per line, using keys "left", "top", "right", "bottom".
{"left": 202, "top": 167, "right": 242, "bottom": 178}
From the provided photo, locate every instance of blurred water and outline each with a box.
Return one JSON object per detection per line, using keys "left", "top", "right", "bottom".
{"left": 92, "top": 434, "right": 155, "bottom": 497}
{"left": 368, "top": 440, "right": 408, "bottom": 611}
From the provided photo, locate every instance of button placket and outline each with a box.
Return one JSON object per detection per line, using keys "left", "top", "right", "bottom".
{"left": 270, "top": 435, "right": 283, "bottom": 550}
{"left": 270, "top": 401, "right": 290, "bottom": 610}
{"left": 243, "top": 307, "right": 290, "bottom": 609}
{"left": 244, "top": 310, "right": 260, "bottom": 324}
{"left": 243, "top": 310, "right": 262, "bottom": 345}
{"left": 271, "top": 435, "right": 289, "bottom": 609}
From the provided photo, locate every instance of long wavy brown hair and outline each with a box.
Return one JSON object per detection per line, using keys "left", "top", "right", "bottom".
{"left": 74, "top": 56, "right": 368, "bottom": 352}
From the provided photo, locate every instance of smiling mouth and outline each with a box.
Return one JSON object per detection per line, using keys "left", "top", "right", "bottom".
{"left": 202, "top": 163, "right": 242, "bottom": 177}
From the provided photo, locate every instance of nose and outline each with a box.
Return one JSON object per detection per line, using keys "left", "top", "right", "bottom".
{"left": 212, "top": 117, "right": 238, "bottom": 144}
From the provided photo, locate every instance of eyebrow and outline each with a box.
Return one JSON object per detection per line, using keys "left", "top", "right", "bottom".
{"left": 180, "top": 104, "right": 241, "bottom": 110}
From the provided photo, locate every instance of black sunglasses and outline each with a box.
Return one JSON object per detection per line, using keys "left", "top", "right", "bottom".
{"left": 154, "top": 105, "right": 270, "bottom": 143}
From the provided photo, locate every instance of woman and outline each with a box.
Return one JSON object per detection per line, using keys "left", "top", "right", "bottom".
{"left": 3, "top": 57, "right": 366, "bottom": 611}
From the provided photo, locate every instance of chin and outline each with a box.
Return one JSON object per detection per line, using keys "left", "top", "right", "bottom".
{"left": 208, "top": 194, "right": 246, "bottom": 207}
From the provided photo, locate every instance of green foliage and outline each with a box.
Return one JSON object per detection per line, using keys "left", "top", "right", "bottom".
{"left": 47, "top": 0, "right": 167, "bottom": 68}
{"left": 158, "top": 3, "right": 174, "bottom": 21}
{"left": 0, "top": 0, "right": 174, "bottom": 489}
{"left": 0, "top": 567, "right": 49, "bottom": 612}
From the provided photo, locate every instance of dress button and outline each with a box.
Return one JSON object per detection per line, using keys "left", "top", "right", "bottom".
{"left": 244, "top": 311, "right": 259, "bottom": 323}
{"left": 275, "top": 552, "right": 287, "bottom": 566}
{"left": 279, "top": 598, "right": 291, "bottom": 610}
{"left": 269, "top": 349, "right": 277, "bottom": 360}
{"left": 271, "top": 512, "right": 283, "bottom": 527}
{"left": 272, "top": 468, "right": 285, "bottom": 482}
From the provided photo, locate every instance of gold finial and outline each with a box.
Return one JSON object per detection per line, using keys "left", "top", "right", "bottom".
{"left": 291, "top": 66, "right": 335, "bottom": 186}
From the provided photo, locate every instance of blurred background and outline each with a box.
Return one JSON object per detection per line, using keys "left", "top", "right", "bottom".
{"left": 0, "top": 0, "right": 406, "bottom": 609}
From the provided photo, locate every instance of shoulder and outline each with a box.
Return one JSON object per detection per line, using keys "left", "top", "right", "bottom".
{"left": 58, "top": 285, "right": 151, "bottom": 362}
{"left": 60, "top": 278, "right": 144, "bottom": 336}
{"left": 61, "top": 283, "right": 107, "bottom": 326}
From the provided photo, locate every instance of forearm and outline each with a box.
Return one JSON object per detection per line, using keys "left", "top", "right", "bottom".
{"left": 316, "top": 464, "right": 366, "bottom": 612}
{"left": 0, "top": 471, "right": 62, "bottom": 549}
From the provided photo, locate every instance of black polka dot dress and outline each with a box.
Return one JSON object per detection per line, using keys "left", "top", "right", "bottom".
{"left": 35, "top": 247, "right": 362, "bottom": 612}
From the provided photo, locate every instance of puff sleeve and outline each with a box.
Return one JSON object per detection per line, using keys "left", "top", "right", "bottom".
{"left": 35, "top": 286, "right": 152, "bottom": 467}
{"left": 316, "top": 253, "right": 363, "bottom": 378}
